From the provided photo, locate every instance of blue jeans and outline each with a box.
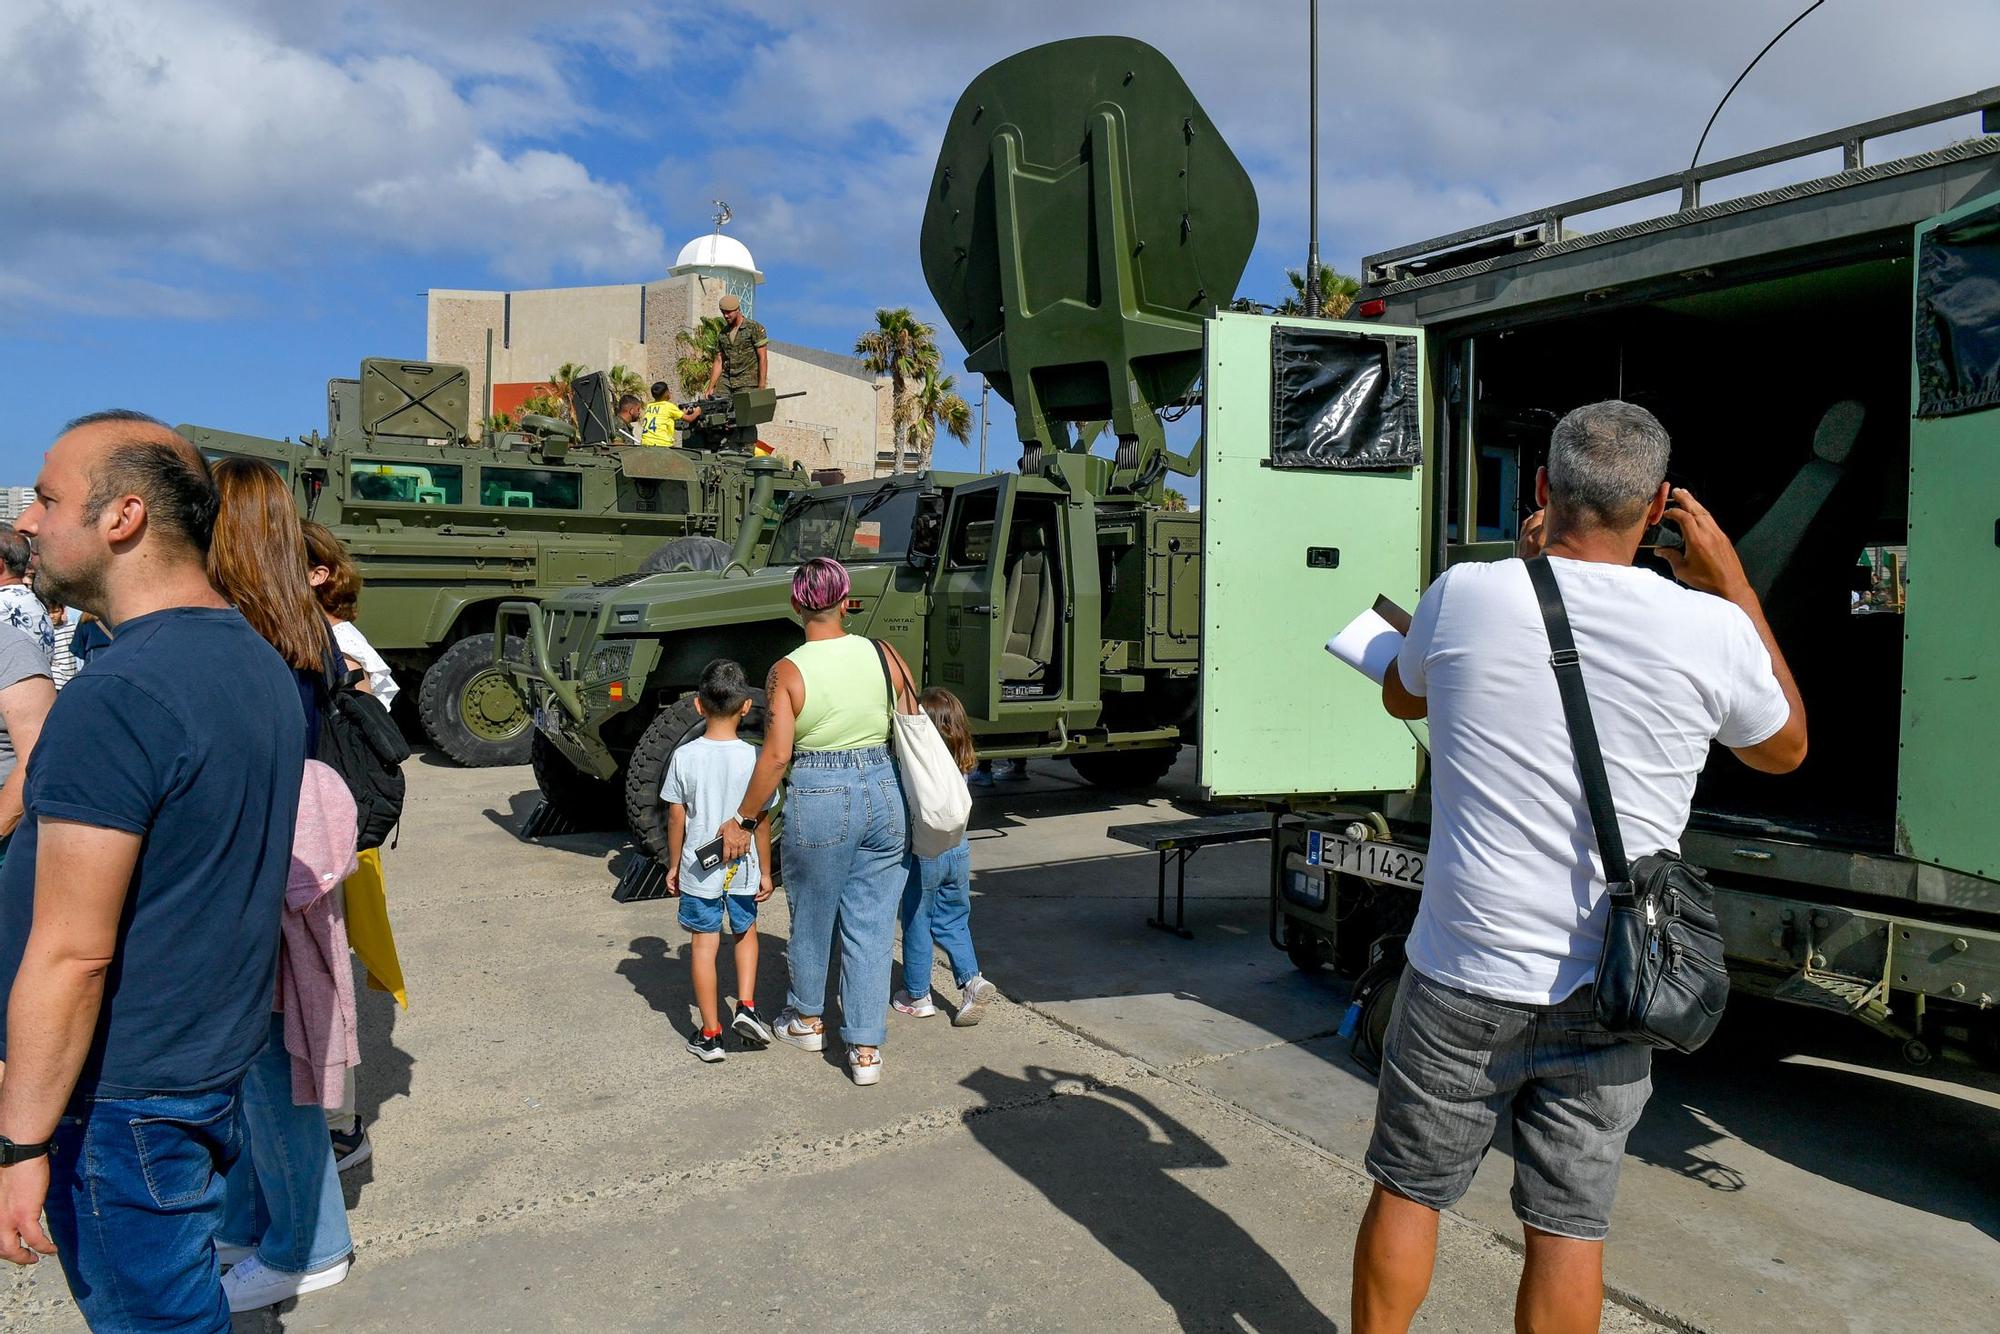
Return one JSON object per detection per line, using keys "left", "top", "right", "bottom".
{"left": 219, "top": 1012, "right": 352, "bottom": 1273}
{"left": 900, "top": 838, "right": 979, "bottom": 996}
{"left": 781, "top": 745, "right": 910, "bottom": 1047}
{"left": 43, "top": 1084, "right": 243, "bottom": 1332}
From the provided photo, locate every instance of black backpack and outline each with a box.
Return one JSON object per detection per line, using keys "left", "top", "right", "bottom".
{"left": 317, "top": 633, "right": 409, "bottom": 850}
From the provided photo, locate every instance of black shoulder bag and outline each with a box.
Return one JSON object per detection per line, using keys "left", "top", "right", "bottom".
{"left": 1525, "top": 556, "right": 1729, "bottom": 1053}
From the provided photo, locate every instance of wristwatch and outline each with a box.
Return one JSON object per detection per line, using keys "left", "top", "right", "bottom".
{"left": 0, "top": 1134, "right": 53, "bottom": 1166}
{"left": 734, "top": 814, "right": 762, "bottom": 833}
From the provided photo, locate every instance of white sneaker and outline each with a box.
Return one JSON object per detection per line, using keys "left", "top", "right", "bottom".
{"left": 771, "top": 1007, "right": 825, "bottom": 1052}
{"left": 954, "top": 975, "right": 999, "bottom": 1026}
{"left": 222, "top": 1254, "right": 351, "bottom": 1312}
{"left": 215, "top": 1240, "right": 255, "bottom": 1268}
{"left": 893, "top": 988, "right": 937, "bottom": 1018}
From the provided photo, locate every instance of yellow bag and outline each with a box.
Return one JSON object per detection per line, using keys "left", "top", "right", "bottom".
{"left": 344, "top": 847, "right": 407, "bottom": 1008}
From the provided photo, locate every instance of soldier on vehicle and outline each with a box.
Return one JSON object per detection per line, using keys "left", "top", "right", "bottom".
{"left": 616, "top": 394, "right": 644, "bottom": 446}
{"left": 705, "top": 294, "right": 769, "bottom": 397}
{"left": 641, "top": 381, "right": 699, "bottom": 448}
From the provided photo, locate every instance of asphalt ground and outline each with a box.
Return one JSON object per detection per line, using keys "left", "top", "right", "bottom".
{"left": 5, "top": 751, "right": 1995, "bottom": 1332}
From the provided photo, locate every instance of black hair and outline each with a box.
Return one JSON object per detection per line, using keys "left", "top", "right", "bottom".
{"left": 66, "top": 410, "right": 220, "bottom": 554}
{"left": 650, "top": 381, "right": 670, "bottom": 400}
{"left": 617, "top": 393, "right": 642, "bottom": 413}
{"left": 697, "top": 658, "right": 753, "bottom": 716}
{"left": 0, "top": 531, "right": 28, "bottom": 579}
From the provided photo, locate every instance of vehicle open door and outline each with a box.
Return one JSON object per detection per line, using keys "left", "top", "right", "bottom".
{"left": 1901, "top": 190, "right": 2000, "bottom": 880}
{"left": 928, "top": 474, "right": 1017, "bottom": 721}
{"left": 1200, "top": 312, "right": 1427, "bottom": 799}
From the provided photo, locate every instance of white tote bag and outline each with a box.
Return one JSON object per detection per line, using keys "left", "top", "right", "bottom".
{"left": 872, "top": 641, "right": 972, "bottom": 858}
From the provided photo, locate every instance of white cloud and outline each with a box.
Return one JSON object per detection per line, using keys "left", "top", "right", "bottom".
{"left": 0, "top": 0, "right": 669, "bottom": 314}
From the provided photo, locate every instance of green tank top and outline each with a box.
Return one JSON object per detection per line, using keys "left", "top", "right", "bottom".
{"left": 786, "top": 634, "right": 891, "bottom": 752}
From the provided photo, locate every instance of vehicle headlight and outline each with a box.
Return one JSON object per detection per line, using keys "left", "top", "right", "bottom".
{"left": 1282, "top": 867, "right": 1328, "bottom": 912}
{"left": 586, "top": 641, "right": 636, "bottom": 683}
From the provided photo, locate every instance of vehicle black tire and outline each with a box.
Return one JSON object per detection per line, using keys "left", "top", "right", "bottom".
{"left": 1284, "top": 923, "right": 1327, "bottom": 973}
{"left": 418, "top": 633, "right": 533, "bottom": 767}
{"left": 530, "top": 731, "right": 622, "bottom": 830}
{"left": 623, "top": 689, "right": 775, "bottom": 865}
{"left": 1067, "top": 747, "right": 1179, "bottom": 791}
{"left": 639, "top": 535, "right": 734, "bottom": 575}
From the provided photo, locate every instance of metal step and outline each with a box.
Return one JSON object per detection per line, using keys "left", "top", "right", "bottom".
{"left": 1772, "top": 967, "right": 1894, "bottom": 1025}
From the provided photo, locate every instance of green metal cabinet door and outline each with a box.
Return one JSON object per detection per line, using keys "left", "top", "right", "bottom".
{"left": 1200, "top": 312, "right": 1426, "bottom": 800}
{"left": 1901, "top": 192, "right": 2000, "bottom": 879}
{"left": 928, "top": 474, "right": 1017, "bottom": 720}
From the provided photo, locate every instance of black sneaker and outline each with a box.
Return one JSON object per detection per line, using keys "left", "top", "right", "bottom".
{"left": 732, "top": 1004, "right": 774, "bottom": 1049}
{"left": 330, "top": 1124, "right": 371, "bottom": 1174}
{"left": 686, "top": 1028, "right": 727, "bottom": 1063}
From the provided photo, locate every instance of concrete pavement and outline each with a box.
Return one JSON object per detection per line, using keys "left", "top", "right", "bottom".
{"left": 6, "top": 751, "right": 1993, "bottom": 1331}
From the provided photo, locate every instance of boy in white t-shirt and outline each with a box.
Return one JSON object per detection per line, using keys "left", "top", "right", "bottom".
{"left": 662, "top": 659, "right": 774, "bottom": 1062}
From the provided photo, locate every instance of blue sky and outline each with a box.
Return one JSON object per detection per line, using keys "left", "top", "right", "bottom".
{"left": 6, "top": 0, "right": 1999, "bottom": 488}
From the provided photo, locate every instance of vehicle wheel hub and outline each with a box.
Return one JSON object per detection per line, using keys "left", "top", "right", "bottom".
{"left": 462, "top": 669, "right": 528, "bottom": 740}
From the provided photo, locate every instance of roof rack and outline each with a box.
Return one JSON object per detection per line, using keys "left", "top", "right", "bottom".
{"left": 1363, "top": 86, "right": 2000, "bottom": 287}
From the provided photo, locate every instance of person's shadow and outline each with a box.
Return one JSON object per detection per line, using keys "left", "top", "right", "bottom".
{"left": 960, "top": 1066, "right": 1339, "bottom": 1333}
{"left": 617, "top": 935, "right": 695, "bottom": 1027}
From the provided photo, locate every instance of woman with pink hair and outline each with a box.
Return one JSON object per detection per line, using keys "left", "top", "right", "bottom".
{"left": 720, "top": 557, "right": 917, "bottom": 1085}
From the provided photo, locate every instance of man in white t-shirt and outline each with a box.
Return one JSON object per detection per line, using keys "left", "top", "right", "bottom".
{"left": 1351, "top": 400, "right": 1805, "bottom": 1334}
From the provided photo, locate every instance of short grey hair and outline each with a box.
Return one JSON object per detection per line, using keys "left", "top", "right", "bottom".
{"left": 1547, "top": 400, "right": 1670, "bottom": 528}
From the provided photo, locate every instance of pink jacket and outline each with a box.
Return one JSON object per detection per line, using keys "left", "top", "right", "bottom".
{"left": 281, "top": 760, "right": 361, "bottom": 1108}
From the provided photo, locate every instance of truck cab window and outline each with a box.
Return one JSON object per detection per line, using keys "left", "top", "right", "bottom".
{"left": 481, "top": 466, "right": 580, "bottom": 510}
{"left": 350, "top": 461, "right": 462, "bottom": 505}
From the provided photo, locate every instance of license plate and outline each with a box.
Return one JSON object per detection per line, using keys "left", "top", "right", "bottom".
{"left": 1307, "top": 832, "right": 1426, "bottom": 889}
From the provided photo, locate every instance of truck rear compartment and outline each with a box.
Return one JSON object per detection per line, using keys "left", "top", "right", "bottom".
{"left": 1457, "top": 256, "right": 1914, "bottom": 848}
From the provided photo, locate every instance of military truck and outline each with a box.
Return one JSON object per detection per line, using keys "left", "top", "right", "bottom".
{"left": 499, "top": 36, "right": 1254, "bottom": 860}
{"left": 180, "top": 359, "right": 810, "bottom": 767}
{"left": 1197, "top": 89, "right": 2000, "bottom": 1065}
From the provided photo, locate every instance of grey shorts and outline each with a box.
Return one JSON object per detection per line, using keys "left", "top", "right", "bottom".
{"left": 1364, "top": 965, "right": 1652, "bottom": 1241}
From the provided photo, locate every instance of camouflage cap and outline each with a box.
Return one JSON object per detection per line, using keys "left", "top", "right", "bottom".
{"left": 718, "top": 294, "right": 741, "bottom": 312}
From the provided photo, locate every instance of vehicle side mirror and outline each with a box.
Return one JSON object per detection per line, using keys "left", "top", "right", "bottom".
{"left": 907, "top": 496, "right": 946, "bottom": 566}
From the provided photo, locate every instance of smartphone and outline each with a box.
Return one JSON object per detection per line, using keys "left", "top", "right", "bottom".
{"left": 691, "top": 835, "right": 726, "bottom": 872}
{"left": 1639, "top": 518, "right": 1686, "bottom": 552}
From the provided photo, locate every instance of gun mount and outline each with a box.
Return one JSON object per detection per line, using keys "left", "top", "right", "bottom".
{"left": 920, "top": 36, "right": 1257, "bottom": 491}
{"left": 680, "top": 386, "right": 807, "bottom": 452}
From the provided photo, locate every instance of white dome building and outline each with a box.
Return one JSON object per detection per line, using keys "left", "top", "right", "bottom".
{"left": 670, "top": 231, "right": 764, "bottom": 317}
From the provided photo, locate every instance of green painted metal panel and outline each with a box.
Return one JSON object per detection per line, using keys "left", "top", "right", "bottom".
{"left": 1199, "top": 313, "right": 1426, "bottom": 799}
{"left": 1900, "top": 190, "right": 2000, "bottom": 879}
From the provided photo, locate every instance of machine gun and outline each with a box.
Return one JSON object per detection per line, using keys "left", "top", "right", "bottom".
{"left": 679, "top": 386, "right": 806, "bottom": 452}
{"left": 920, "top": 36, "right": 1257, "bottom": 494}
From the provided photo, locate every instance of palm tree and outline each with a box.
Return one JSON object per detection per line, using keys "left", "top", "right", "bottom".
{"left": 546, "top": 362, "right": 590, "bottom": 422}
{"left": 607, "top": 364, "right": 646, "bottom": 404}
{"left": 480, "top": 411, "right": 518, "bottom": 437}
{"left": 903, "top": 368, "right": 973, "bottom": 471}
{"left": 518, "top": 392, "right": 566, "bottom": 420}
{"left": 855, "top": 307, "right": 941, "bottom": 474}
{"left": 675, "top": 317, "right": 727, "bottom": 398}
{"left": 1276, "top": 264, "right": 1359, "bottom": 318}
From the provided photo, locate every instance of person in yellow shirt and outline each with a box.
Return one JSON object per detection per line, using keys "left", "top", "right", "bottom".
{"left": 642, "top": 381, "right": 701, "bottom": 447}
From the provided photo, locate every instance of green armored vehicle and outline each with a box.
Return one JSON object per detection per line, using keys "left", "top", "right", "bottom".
{"left": 500, "top": 36, "right": 1255, "bottom": 860}
{"left": 180, "top": 359, "right": 810, "bottom": 767}
{"left": 1198, "top": 88, "right": 2000, "bottom": 1064}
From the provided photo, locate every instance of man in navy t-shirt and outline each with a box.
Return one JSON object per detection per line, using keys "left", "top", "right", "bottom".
{"left": 0, "top": 412, "right": 306, "bottom": 1328}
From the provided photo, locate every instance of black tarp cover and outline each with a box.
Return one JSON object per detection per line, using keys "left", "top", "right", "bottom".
{"left": 1269, "top": 327, "right": 1419, "bottom": 470}
{"left": 1915, "top": 200, "right": 2000, "bottom": 419}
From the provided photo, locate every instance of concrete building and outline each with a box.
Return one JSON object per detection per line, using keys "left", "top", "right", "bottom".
{"left": 0, "top": 488, "right": 34, "bottom": 526}
{"left": 426, "top": 231, "right": 912, "bottom": 479}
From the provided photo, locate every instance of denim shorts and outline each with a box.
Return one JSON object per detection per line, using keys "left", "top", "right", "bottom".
{"left": 1365, "top": 965, "right": 1653, "bottom": 1241}
{"left": 678, "top": 893, "right": 758, "bottom": 935}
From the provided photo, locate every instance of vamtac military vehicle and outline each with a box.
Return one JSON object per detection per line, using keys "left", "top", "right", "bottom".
{"left": 499, "top": 36, "right": 1255, "bottom": 861}
{"left": 1200, "top": 88, "right": 2000, "bottom": 1065}
{"left": 180, "top": 359, "right": 809, "bottom": 767}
